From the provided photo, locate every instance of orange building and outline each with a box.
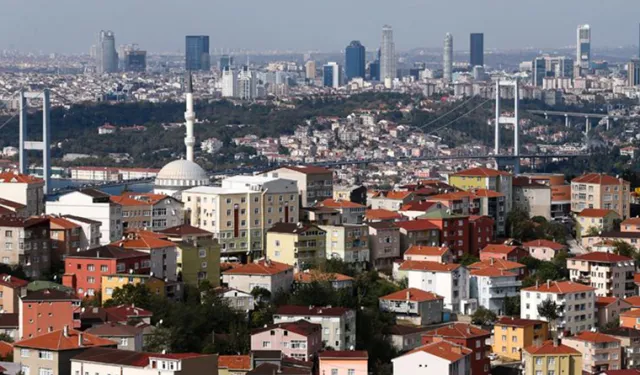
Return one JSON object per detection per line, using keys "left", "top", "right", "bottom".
{"left": 19, "top": 289, "right": 81, "bottom": 340}
{"left": 318, "top": 351, "right": 369, "bottom": 375}
{"left": 620, "top": 309, "right": 640, "bottom": 330}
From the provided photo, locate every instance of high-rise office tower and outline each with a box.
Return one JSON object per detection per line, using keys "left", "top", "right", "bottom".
{"left": 305, "top": 61, "right": 316, "bottom": 80}
{"left": 380, "top": 25, "right": 396, "bottom": 88}
{"left": 345, "top": 40, "right": 366, "bottom": 81}
{"left": 97, "top": 30, "right": 118, "bottom": 74}
{"left": 576, "top": 25, "right": 591, "bottom": 70}
{"left": 470, "top": 33, "right": 484, "bottom": 67}
{"left": 443, "top": 33, "right": 453, "bottom": 82}
{"left": 221, "top": 66, "right": 238, "bottom": 97}
{"left": 629, "top": 60, "right": 640, "bottom": 87}
{"left": 237, "top": 66, "right": 257, "bottom": 99}
{"left": 185, "top": 35, "right": 210, "bottom": 71}
{"left": 323, "top": 62, "right": 341, "bottom": 88}
{"left": 220, "top": 54, "right": 234, "bottom": 70}
{"left": 122, "top": 45, "right": 146, "bottom": 72}
{"left": 532, "top": 55, "right": 574, "bottom": 86}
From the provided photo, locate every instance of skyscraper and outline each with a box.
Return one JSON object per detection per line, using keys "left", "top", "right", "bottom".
{"left": 97, "top": 30, "right": 118, "bottom": 74}
{"left": 345, "top": 40, "right": 366, "bottom": 81}
{"left": 237, "top": 66, "right": 257, "bottom": 99}
{"left": 443, "top": 33, "right": 453, "bottom": 82}
{"left": 470, "top": 33, "right": 484, "bottom": 67}
{"left": 121, "top": 45, "right": 146, "bottom": 72}
{"left": 305, "top": 61, "right": 316, "bottom": 80}
{"left": 185, "top": 36, "right": 210, "bottom": 71}
{"left": 629, "top": 60, "right": 640, "bottom": 87}
{"left": 323, "top": 62, "right": 341, "bottom": 88}
{"left": 532, "top": 56, "right": 573, "bottom": 87}
{"left": 576, "top": 25, "right": 591, "bottom": 70}
{"left": 219, "top": 55, "right": 234, "bottom": 70}
{"left": 380, "top": 25, "right": 396, "bottom": 88}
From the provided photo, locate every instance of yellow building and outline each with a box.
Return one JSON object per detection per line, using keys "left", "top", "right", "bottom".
{"left": 493, "top": 317, "right": 549, "bottom": 361}
{"left": 576, "top": 208, "right": 620, "bottom": 237}
{"left": 101, "top": 274, "right": 166, "bottom": 304}
{"left": 449, "top": 167, "right": 513, "bottom": 212}
{"left": 266, "top": 222, "right": 326, "bottom": 268}
{"left": 523, "top": 340, "right": 582, "bottom": 375}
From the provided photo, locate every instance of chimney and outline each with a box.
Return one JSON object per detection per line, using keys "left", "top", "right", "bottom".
{"left": 547, "top": 280, "right": 550, "bottom": 288}
{"left": 536, "top": 280, "right": 539, "bottom": 288}
{"left": 406, "top": 290, "right": 411, "bottom": 300}
{"left": 466, "top": 326, "right": 471, "bottom": 334}
{"left": 553, "top": 336, "right": 559, "bottom": 347}
{"left": 78, "top": 332, "right": 83, "bottom": 347}
{"left": 490, "top": 258, "right": 494, "bottom": 266}
{"left": 63, "top": 325, "right": 69, "bottom": 338}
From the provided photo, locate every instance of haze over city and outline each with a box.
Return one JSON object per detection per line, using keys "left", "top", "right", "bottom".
{"left": 2, "top": 0, "right": 640, "bottom": 53}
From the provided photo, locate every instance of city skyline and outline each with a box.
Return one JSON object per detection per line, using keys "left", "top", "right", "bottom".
{"left": 1, "top": 0, "right": 640, "bottom": 54}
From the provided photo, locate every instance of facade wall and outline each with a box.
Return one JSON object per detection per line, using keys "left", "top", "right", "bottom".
{"left": 250, "top": 328, "right": 321, "bottom": 361}
{"left": 320, "top": 358, "right": 368, "bottom": 375}
{"left": 368, "top": 226, "right": 400, "bottom": 270}
{"left": 523, "top": 352, "right": 582, "bottom": 375}
{"left": 568, "top": 259, "right": 635, "bottom": 297}
{"left": 19, "top": 299, "right": 78, "bottom": 339}
{"left": 513, "top": 186, "right": 552, "bottom": 220}
{"left": 223, "top": 272, "right": 293, "bottom": 295}
{"left": 571, "top": 180, "right": 631, "bottom": 219}
{"left": 563, "top": 338, "right": 622, "bottom": 373}
{"left": 520, "top": 289, "right": 596, "bottom": 334}
{"left": 64, "top": 255, "right": 150, "bottom": 297}
{"left": 492, "top": 323, "right": 548, "bottom": 361}
{"left": 407, "top": 268, "right": 469, "bottom": 313}
{"left": 273, "top": 311, "right": 356, "bottom": 350}
{"left": 0, "top": 181, "right": 45, "bottom": 216}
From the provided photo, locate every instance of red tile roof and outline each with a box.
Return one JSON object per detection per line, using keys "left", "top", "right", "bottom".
{"left": 404, "top": 245, "right": 449, "bottom": 256}
{"left": 496, "top": 317, "right": 547, "bottom": 327}
{"left": 468, "top": 259, "right": 525, "bottom": 271}
{"left": 566, "top": 331, "right": 620, "bottom": 343}
{"left": 0, "top": 172, "right": 43, "bottom": 184}
{"left": 104, "top": 305, "right": 153, "bottom": 322}
{"left": 573, "top": 252, "right": 632, "bottom": 262}
{"left": 398, "top": 260, "right": 461, "bottom": 272}
{"left": 380, "top": 191, "right": 414, "bottom": 200}
{"left": 318, "top": 350, "right": 369, "bottom": 359}
{"left": 0, "top": 274, "right": 28, "bottom": 289}
{"left": 365, "top": 209, "right": 403, "bottom": 221}
{"left": 0, "top": 341, "right": 12, "bottom": 358}
{"left": 110, "top": 234, "right": 176, "bottom": 249}
{"left": 294, "top": 270, "right": 353, "bottom": 283}
{"left": 110, "top": 192, "right": 174, "bottom": 207}
{"left": 622, "top": 218, "right": 640, "bottom": 227}
{"left": 624, "top": 296, "right": 640, "bottom": 307}
{"left": 523, "top": 239, "right": 566, "bottom": 251}
{"left": 400, "top": 201, "right": 440, "bottom": 212}
{"left": 157, "top": 224, "right": 212, "bottom": 237}
{"left": 621, "top": 309, "right": 640, "bottom": 318}
{"left": 572, "top": 173, "right": 626, "bottom": 185}
{"left": 471, "top": 189, "right": 505, "bottom": 198}
{"left": 395, "top": 220, "right": 439, "bottom": 232}
{"left": 223, "top": 259, "right": 293, "bottom": 276}
{"left": 578, "top": 208, "right": 617, "bottom": 218}
{"left": 252, "top": 320, "right": 321, "bottom": 337}
{"left": 379, "top": 288, "right": 443, "bottom": 302}
{"left": 218, "top": 355, "right": 252, "bottom": 370}
{"left": 596, "top": 297, "right": 622, "bottom": 308}
{"left": 521, "top": 281, "right": 595, "bottom": 294}
{"left": 452, "top": 167, "right": 511, "bottom": 178}
{"left": 14, "top": 328, "right": 116, "bottom": 351}
{"left": 427, "top": 191, "right": 474, "bottom": 201}
{"left": 524, "top": 340, "right": 580, "bottom": 355}
{"left": 480, "top": 244, "right": 520, "bottom": 254}
{"left": 470, "top": 268, "right": 517, "bottom": 277}
{"left": 423, "top": 323, "right": 490, "bottom": 339}
{"left": 403, "top": 340, "right": 472, "bottom": 362}
{"left": 320, "top": 198, "right": 365, "bottom": 209}
{"left": 275, "top": 305, "right": 352, "bottom": 317}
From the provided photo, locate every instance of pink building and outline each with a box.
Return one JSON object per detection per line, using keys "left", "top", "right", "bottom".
{"left": 319, "top": 350, "right": 368, "bottom": 375}
{"left": 562, "top": 331, "right": 622, "bottom": 373}
{"left": 250, "top": 320, "right": 322, "bottom": 361}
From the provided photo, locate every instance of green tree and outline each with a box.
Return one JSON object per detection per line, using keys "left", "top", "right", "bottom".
{"left": 471, "top": 306, "right": 497, "bottom": 325}
{"left": 504, "top": 296, "right": 521, "bottom": 317}
{"left": 459, "top": 253, "right": 480, "bottom": 266}
{"left": 537, "top": 299, "right": 560, "bottom": 333}
{"left": 250, "top": 287, "right": 272, "bottom": 303}
{"left": 613, "top": 241, "right": 636, "bottom": 258}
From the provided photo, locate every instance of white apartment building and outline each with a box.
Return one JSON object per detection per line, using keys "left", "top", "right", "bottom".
{"left": 318, "top": 224, "right": 370, "bottom": 265}
{"left": 221, "top": 259, "right": 294, "bottom": 295}
{"left": 521, "top": 281, "right": 596, "bottom": 334}
{"left": 392, "top": 340, "right": 471, "bottom": 375}
{"left": 470, "top": 268, "right": 522, "bottom": 315}
{"left": 568, "top": 252, "right": 636, "bottom": 298}
{"left": 260, "top": 166, "right": 333, "bottom": 208}
{"left": 70, "top": 167, "right": 120, "bottom": 182}
{"left": 399, "top": 260, "right": 470, "bottom": 313}
{"left": 274, "top": 305, "right": 356, "bottom": 350}
{"left": 0, "top": 172, "right": 45, "bottom": 216}
{"left": 46, "top": 189, "right": 122, "bottom": 245}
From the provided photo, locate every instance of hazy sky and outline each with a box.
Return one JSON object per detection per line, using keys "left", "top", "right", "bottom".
{"left": 2, "top": 0, "right": 639, "bottom": 53}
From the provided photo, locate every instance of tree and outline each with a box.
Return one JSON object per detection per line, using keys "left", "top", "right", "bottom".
{"left": 459, "top": 253, "right": 480, "bottom": 267}
{"left": 103, "top": 283, "right": 157, "bottom": 309}
{"left": 537, "top": 299, "right": 560, "bottom": 333}
{"left": 471, "top": 307, "right": 497, "bottom": 325}
{"left": 613, "top": 241, "right": 636, "bottom": 258}
{"left": 586, "top": 226, "right": 601, "bottom": 237}
{"left": 504, "top": 296, "right": 521, "bottom": 317}
{"left": 250, "top": 287, "right": 272, "bottom": 303}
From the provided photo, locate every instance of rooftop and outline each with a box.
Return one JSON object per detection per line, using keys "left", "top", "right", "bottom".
{"left": 422, "top": 323, "right": 490, "bottom": 339}
{"left": 223, "top": 259, "right": 293, "bottom": 276}
{"left": 67, "top": 245, "right": 149, "bottom": 260}
{"left": 319, "top": 198, "right": 365, "bottom": 209}
{"left": 572, "top": 252, "right": 632, "bottom": 263}
{"left": 398, "top": 260, "right": 461, "bottom": 272}
{"left": 157, "top": 224, "right": 212, "bottom": 237}
{"left": 480, "top": 244, "right": 521, "bottom": 254}
{"left": 522, "top": 239, "right": 566, "bottom": 251}
{"left": 572, "top": 173, "right": 626, "bottom": 185}
{"left": 404, "top": 245, "right": 449, "bottom": 257}
{"left": 524, "top": 340, "right": 580, "bottom": 355}
{"left": 401, "top": 340, "right": 472, "bottom": 362}
{"left": 380, "top": 288, "right": 443, "bottom": 302}
{"left": 318, "top": 350, "right": 368, "bottom": 359}
{"left": 0, "top": 171, "right": 43, "bottom": 184}
{"left": 495, "top": 316, "right": 547, "bottom": 327}
{"left": 578, "top": 208, "right": 617, "bottom": 218}
{"left": 15, "top": 328, "right": 116, "bottom": 351}
{"left": 522, "top": 280, "right": 595, "bottom": 294}
{"left": 252, "top": 320, "right": 321, "bottom": 337}
{"left": 468, "top": 258, "right": 525, "bottom": 271}
{"left": 451, "top": 167, "right": 511, "bottom": 178}
{"left": 218, "top": 355, "right": 252, "bottom": 370}
{"left": 267, "top": 222, "right": 324, "bottom": 235}
{"left": 275, "top": 305, "right": 352, "bottom": 317}
{"left": 22, "top": 289, "right": 80, "bottom": 302}
{"left": 564, "top": 331, "right": 620, "bottom": 344}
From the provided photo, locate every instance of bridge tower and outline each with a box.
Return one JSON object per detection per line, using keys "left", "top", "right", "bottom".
{"left": 494, "top": 79, "right": 520, "bottom": 173}
{"left": 19, "top": 89, "right": 51, "bottom": 195}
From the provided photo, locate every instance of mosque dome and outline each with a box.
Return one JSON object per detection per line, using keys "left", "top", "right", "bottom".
{"left": 154, "top": 159, "right": 209, "bottom": 190}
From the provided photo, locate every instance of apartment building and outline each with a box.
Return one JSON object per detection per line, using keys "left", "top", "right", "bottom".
{"left": 85, "top": 323, "right": 144, "bottom": 351}
{"left": 318, "top": 199, "right": 365, "bottom": 224}
{"left": 392, "top": 340, "right": 471, "bottom": 375}
{"left": 369, "top": 191, "right": 416, "bottom": 211}
{"left": 421, "top": 323, "right": 491, "bottom": 375}
{"left": 319, "top": 351, "right": 368, "bottom": 375}
{"left": 367, "top": 221, "right": 400, "bottom": 270}
{"left": 577, "top": 208, "right": 620, "bottom": 237}
{"left": 0, "top": 197, "right": 28, "bottom": 217}
{"left": 48, "top": 216, "right": 82, "bottom": 263}
{"left": 0, "top": 274, "right": 28, "bottom": 313}
{"left": 563, "top": 331, "right": 622, "bottom": 373}
{"left": 419, "top": 211, "right": 469, "bottom": 260}
{"left": 101, "top": 274, "right": 166, "bottom": 304}
{"left": 449, "top": 167, "right": 513, "bottom": 212}
{"left": 524, "top": 239, "right": 567, "bottom": 261}
{"left": 394, "top": 220, "right": 440, "bottom": 252}
{"left": 492, "top": 317, "right": 548, "bottom": 361}
{"left": 512, "top": 176, "right": 552, "bottom": 220}
{"left": 399, "top": 261, "right": 470, "bottom": 313}
{"left": 174, "top": 238, "right": 220, "bottom": 287}
{"left": 472, "top": 189, "right": 507, "bottom": 235}
{"left": 0, "top": 172, "right": 45, "bottom": 216}
{"left": 621, "top": 217, "right": 640, "bottom": 233}
{"left": 479, "top": 244, "right": 529, "bottom": 263}
{"left": 379, "top": 288, "right": 444, "bottom": 326}
{"left": 318, "top": 224, "right": 369, "bottom": 266}
{"left": 62, "top": 215, "right": 102, "bottom": 250}
{"left": 522, "top": 341, "right": 582, "bottom": 375}
{"left": 470, "top": 268, "right": 521, "bottom": 315}
{"left": 0, "top": 217, "right": 51, "bottom": 278}
{"left": 110, "top": 192, "right": 183, "bottom": 231}
{"left": 468, "top": 215, "right": 494, "bottom": 256}
{"left": 520, "top": 281, "right": 596, "bottom": 334}
{"left": 596, "top": 297, "right": 631, "bottom": 328}
{"left": 273, "top": 305, "right": 356, "bottom": 350}
{"left": 425, "top": 191, "right": 477, "bottom": 216}
{"left": 571, "top": 173, "right": 631, "bottom": 219}
{"left": 260, "top": 165, "right": 333, "bottom": 208}
{"left": 402, "top": 245, "right": 452, "bottom": 263}
{"left": 332, "top": 185, "right": 367, "bottom": 206}
{"left": 266, "top": 222, "right": 326, "bottom": 267}
{"left": 19, "top": 289, "right": 81, "bottom": 339}
{"left": 46, "top": 189, "right": 123, "bottom": 245}
{"left": 568, "top": 252, "right": 635, "bottom": 297}
{"left": 468, "top": 258, "right": 527, "bottom": 279}
{"left": 600, "top": 327, "right": 640, "bottom": 369}
{"left": 182, "top": 176, "right": 299, "bottom": 259}
{"left": 222, "top": 259, "right": 294, "bottom": 295}
{"left": 111, "top": 233, "right": 178, "bottom": 281}
{"left": 293, "top": 270, "right": 354, "bottom": 290}
{"left": 250, "top": 320, "right": 322, "bottom": 361}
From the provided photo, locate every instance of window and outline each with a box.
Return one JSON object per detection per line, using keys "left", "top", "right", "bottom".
{"left": 475, "top": 352, "right": 481, "bottom": 360}
{"left": 120, "top": 338, "right": 128, "bottom": 346}
{"left": 331, "top": 370, "right": 338, "bottom": 375}
{"left": 106, "top": 288, "right": 113, "bottom": 296}
{"left": 39, "top": 351, "right": 53, "bottom": 360}
{"left": 547, "top": 357, "right": 555, "bottom": 366}
{"left": 21, "top": 366, "right": 29, "bottom": 375}
{"left": 100, "top": 265, "right": 108, "bottom": 272}
{"left": 536, "top": 358, "right": 543, "bottom": 366}
{"left": 20, "top": 349, "right": 29, "bottom": 357}
{"left": 87, "top": 277, "right": 95, "bottom": 284}
{"left": 348, "top": 370, "right": 355, "bottom": 375}
{"left": 262, "top": 341, "right": 271, "bottom": 348}
{"left": 87, "top": 264, "right": 95, "bottom": 271}
{"left": 38, "top": 369, "right": 53, "bottom": 375}
{"left": 4, "top": 231, "right": 11, "bottom": 238}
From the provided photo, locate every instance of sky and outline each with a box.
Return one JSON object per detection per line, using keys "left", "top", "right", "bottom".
{"left": 1, "top": 0, "right": 639, "bottom": 53}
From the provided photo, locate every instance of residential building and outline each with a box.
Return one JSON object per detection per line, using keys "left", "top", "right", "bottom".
{"left": 398, "top": 201, "right": 442, "bottom": 220}
{"left": 402, "top": 245, "right": 452, "bottom": 263}
{"left": 364, "top": 209, "right": 403, "bottom": 223}
{"left": 222, "top": 259, "right": 294, "bottom": 295}
{"left": 70, "top": 347, "right": 217, "bottom": 375}
{"left": 520, "top": 281, "right": 596, "bottom": 334}
{"left": 571, "top": 173, "right": 631, "bottom": 219}
{"left": 379, "top": 288, "right": 444, "bottom": 326}
{"left": 19, "top": 289, "right": 81, "bottom": 339}
{"left": 174, "top": 238, "right": 220, "bottom": 287}
{"left": 492, "top": 317, "right": 548, "bottom": 361}
{"left": 214, "top": 287, "right": 255, "bottom": 312}
{"left": 619, "top": 309, "right": 640, "bottom": 330}
{"left": 182, "top": 176, "right": 300, "bottom": 259}
{"left": 85, "top": 323, "right": 144, "bottom": 351}
{"left": 47, "top": 216, "right": 83, "bottom": 263}
{"left": 600, "top": 327, "right": 640, "bottom": 369}
{"left": 250, "top": 320, "right": 322, "bottom": 361}
{"left": 0, "top": 313, "right": 19, "bottom": 340}
{"left": 576, "top": 208, "right": 620, "bottom": 237}
{"left": 273, "top": 305, "right": 356, "bottom": 350}
{"left": 0, "top": 172, "right": 45, "bottom": 216}
{"left": 333, "top": 185, "right": 367, "bottom": 206}
{"left": 317, "top": 199, "right": 365, "bottom": 224}
{"left": 260, "top": 166, "right": 333, "bottom": 208}
{"left": 14, "top": 327, "right": 117, "bottom": 375}
{"left": 468, "top": 258, "right": 527, "bottom": 279}
{"left": 367, "top": 222, "right": 400, "bottom": 270}
{"left": 421, "top": 323, "right": 491, "bottom": 375}
{"left": 46, "top": 189, "right": 123, "bottom": 245}
{"left": 469, "top": 268, "right": 521, "bottom": 315}
{"left": 384, "top": 325, "right": 433, "bottom": 352}
{"left": 111, "top": 232, "right": 179, "bottom": 281}
{"left": 219, "top": 355, "right": 251, "bottom": 375}
{"left": 596, "top": 297, "right": 631, "bottom": 328}
{"left": 394, "top": 220, "right": 440, "bottom": 252}
{"left": 449, "top": 167, "right": 513, "bottom": 212}
{"left": 62, "top": 215, "right": 102, "bottom": 250}
{"left": 425, "top": 191, "right": 476, "bottom": 216}
{"left": 479, "top": 244, "right": 529, "bottom": 263}
{"left": 419, "top": 211, "right": 469, "bottom": 260}
{"left": 563, "top": 331, "right": 622, "bottom": 373}
{"left": 472, "top": 189, "right": 507, "bottom": 235}
{"left": 392, "top": 340, "right": 471, "bottom": 375}
{"left": 0, "top": 217, "right": 51, "bottom": 278}
{"left": 399, "top": 261, "right": 470, "bottom": 313}
{"left": 303, "top": 207, "right": 341, "bottom": 226}
{"left": 266, "top": 223, "right": 326, "bottom": 268}
{"left": 551, "top": 184, "right": 572, "bottom": 219}
{"left": 468, "top": 215, "right": 494, "bottom": 256}
{"left": 522, "top": 340, "right": 582, "bottom": 375}
{"left": 370, "top": 191, "right": 415, "bottom": 211}
{"left": 318, "top": 351, "right": 368, "bottom": 375}
{"left": 512, "top": 177, "right": 552, "bottom": 220}
{"left": 568, "top": 252, "right": 635, "bottom": 297}
{"left": 523, "top": 239, "right": 567, "bottom": 261}
{"left": 157, "top": 224, "right": 213, "bottom": 243}
{"left": 0, "top": 197, "right": 28, "bottom": 217}
{"left": 293, "top": 270, "right": 353, "bottom": 290}
{"left": 110, "top": 192, "right": 184, "bottom": 231}
{"left": 62, "top": 245, "right": 150, "bottom": 298}
{"left": 0, "top": 274, "right": 27, "bottom": 314}
{"left": 318, "top": 224, "right": 369, "bottom": 266}
{"left": 101, "top": 274, "right": 166, "bottom": 304}
{"left": 622, "top": 217, "right": 640, "bottom": 233}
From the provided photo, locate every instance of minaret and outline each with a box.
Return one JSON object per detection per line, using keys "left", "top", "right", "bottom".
{"left": 443, "top": 33, "right": 453, "bottom": 83}
{"left": 184, "top": 72, "right": 195, "bottom": 162}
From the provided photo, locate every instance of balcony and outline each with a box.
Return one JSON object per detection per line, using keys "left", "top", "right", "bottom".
{"left": 489, "top": 280, "right": 522, "bottom": 288}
